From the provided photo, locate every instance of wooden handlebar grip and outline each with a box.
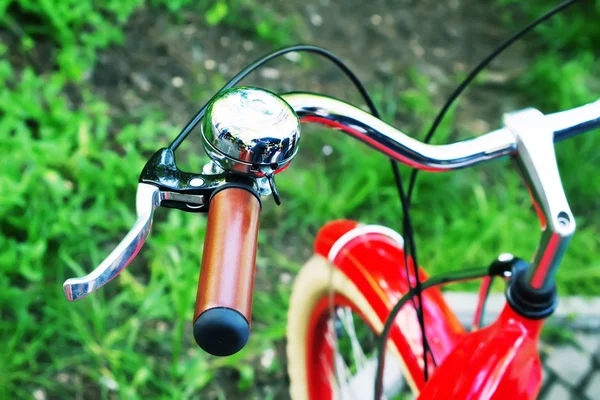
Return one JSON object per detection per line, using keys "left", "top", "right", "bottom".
{"left": 193, "top": 187, "right": 261, "bottom": 356}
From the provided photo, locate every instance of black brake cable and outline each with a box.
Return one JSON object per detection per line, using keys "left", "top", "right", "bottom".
{"left": 373, "top": 267, "right": 491, "bottom": 400}
{"left": 374, "top": 0, "right": 582, "bottom": 398}
{"left": 406, "top": 0, "right": 580, "bottom": 203}
{"left": 167, "top": 44, "right": 436, "bottom": 380}
{"left": 168, "top": 45, "right": 379, "bottom": 150}
{"left": 391, "top": 162, "right": 435, "bottom": 377}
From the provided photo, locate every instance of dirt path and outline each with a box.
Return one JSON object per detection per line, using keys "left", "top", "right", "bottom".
{"left": 92, "top": 0, "right": 531, "bottom": 134}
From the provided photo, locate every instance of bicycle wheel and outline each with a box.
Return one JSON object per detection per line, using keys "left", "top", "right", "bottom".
{"left": 286, "top": 254, "right": 411, "bottom": 400}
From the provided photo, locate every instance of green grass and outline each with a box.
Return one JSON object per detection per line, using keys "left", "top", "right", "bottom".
{"left": 0, "top": 0, "right": 599, "bottom": 398}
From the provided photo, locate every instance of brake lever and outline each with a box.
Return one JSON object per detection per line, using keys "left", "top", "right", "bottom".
{"left": 62, "top": 147, "right": 266, "bottom": 301}
{"left": 63, "top": 183, "right": 161, "bottom": 301}
{"left": 62, "top": 148, "right": 216, "bottom": 301}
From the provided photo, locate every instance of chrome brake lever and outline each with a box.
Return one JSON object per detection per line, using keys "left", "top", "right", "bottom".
{"left": 63, "top": 181, "right": 207, "bottom": 301}
{"left": 63, "top": 183, "right": 161, "bottom": 301}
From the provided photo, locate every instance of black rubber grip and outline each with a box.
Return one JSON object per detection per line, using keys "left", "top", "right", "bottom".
{"left": 193, "top": 307, "right": 250, "bottom": 356}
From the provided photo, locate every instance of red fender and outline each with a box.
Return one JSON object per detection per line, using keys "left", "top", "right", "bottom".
{"left": 314, "top": 220, "right": 544, "bottom": 399}
{"left": 314, "top": 220, "right": 466, "bottom": 391}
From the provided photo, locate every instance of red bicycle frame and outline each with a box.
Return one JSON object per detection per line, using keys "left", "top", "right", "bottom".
{"left": 314, "top": 219, "right": 544, "bottom": 399}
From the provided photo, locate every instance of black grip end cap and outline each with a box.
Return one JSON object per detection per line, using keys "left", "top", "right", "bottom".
{"left": 193, "top": 308, "right": 250, "bottom": 356}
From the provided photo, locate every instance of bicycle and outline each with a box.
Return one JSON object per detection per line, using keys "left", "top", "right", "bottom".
{"left": 62, "top": 84, "right": 600, "bottom": 398}
{"left": 61, "top": 2, "right": 599, "bottom": 399}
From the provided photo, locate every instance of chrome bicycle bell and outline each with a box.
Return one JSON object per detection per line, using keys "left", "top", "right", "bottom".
{"left": 201, "top": 87, "right": 301, "bottom": 176}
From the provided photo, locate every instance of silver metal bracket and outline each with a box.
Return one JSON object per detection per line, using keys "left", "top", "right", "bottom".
{"left": 504, "top": 108, "right": 576, "bottom": 291}
{"left": 160, "top": 191, "right": 205, "bottom": 209}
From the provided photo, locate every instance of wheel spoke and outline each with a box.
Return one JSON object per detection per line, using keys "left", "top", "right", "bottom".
{"left": 334, "top": 350, "right": 361, "bottom": 400}
{"left": 336, "top": 307, "right": 368, "bottom": 369}
{"left": 320, "top": 260, "right": 405, "bottom": 400}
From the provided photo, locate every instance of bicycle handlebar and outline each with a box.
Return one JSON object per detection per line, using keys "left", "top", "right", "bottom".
{"left": 284, "top": 92, "right": 598, "bottom": 294}
{"left": 548, "top": 99, "right": 600, "bottom": 141}
{"left": 283, "top": 93, "right": 600, "bottom": 171}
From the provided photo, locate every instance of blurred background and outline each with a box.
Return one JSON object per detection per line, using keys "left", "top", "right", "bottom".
{"left": 1, "top": 0, "right": 598, "bottom": 398}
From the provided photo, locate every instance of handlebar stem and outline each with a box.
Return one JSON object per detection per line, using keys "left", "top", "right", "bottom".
{"left": 504, "top": 109, "right": 575, "bottom": 292}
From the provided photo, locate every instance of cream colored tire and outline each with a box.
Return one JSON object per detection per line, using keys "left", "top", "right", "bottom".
{"left": 286, "top": 254, "right": 414, "bottom": 400}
